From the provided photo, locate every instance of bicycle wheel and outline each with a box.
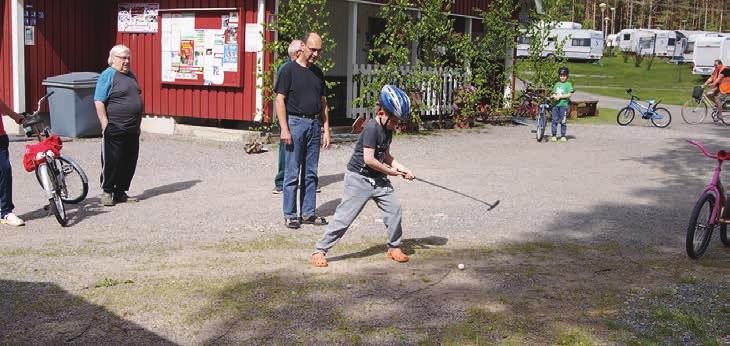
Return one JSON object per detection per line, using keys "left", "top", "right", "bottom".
{"left": 616, "top": 107, "right": 635, "bottom": 126}
{"left": 680, "top": 98, "right": 707, "bottom": 124}
{"left": 719, "top": 100, "right": 730, "bottom": 126}
{"left": 650, "top": 107, "right": 672, "bottom": 128}
{"left": 56, "top": 156, "right": 88, "bottom": 204}
{"left": 38, "top": 164, "right": 67, "bottom": 226}
{"left": 686, "top": 192, "right": 716, "bottom": 259}
{"left": 536, "top": 113, "right": 546, "bottom": 142}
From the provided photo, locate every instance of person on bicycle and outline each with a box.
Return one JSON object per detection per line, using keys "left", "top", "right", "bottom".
{"left": 0, "top": 102, "right": 27, "bottom": 226}
{"left": 311, "top": 85, "right": 415, "bottom": 268}
{"left": 712, "top": 67, "right": 730, "bottom": 113}
{"left": 550, "top": 67, "right": 574, "bottom": 143}
{"left": 705, "top": 59, "right": 724, "bottom": 104}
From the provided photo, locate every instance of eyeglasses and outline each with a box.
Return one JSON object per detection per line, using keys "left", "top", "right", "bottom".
{"left": 306, "top": 46, "right": 322, "bottom": 53}
{"left": 115, "top": 55, "right": 131, "bottom": 61}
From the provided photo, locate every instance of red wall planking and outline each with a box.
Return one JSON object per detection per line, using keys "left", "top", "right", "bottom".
{"left": 24, "top": 0, "right": 112, "bottom": 112}
{"left": 0, "top": 0, "right": 14, "bottom": 110}
{"left": 23, "top": 0, "right": 264, "bottom": 121}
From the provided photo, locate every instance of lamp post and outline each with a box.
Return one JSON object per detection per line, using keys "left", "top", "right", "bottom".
{"left": 599, "top": 2, "right": 607, "bottom": 40}
{"left": 611, "top": 7, "right": 616, "bottom": 35}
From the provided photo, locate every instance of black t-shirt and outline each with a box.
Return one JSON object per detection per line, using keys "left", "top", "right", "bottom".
{"left": 274, "top": 62, "right": 327, "bottom": 115}
{"left": 347, "top": 119, "right": 392, "bottom": 178}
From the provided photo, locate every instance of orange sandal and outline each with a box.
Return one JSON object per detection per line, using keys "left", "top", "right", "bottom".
{"left": 386, "top": 248, "right": 409, "bottom": 263}
{"left": 311, "top": 252, "right": 328, "bottom": 267}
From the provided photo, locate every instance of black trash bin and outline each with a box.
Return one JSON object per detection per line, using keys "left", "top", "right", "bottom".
{"left": 42, "top": 72, "right": 101, "bottom": 137}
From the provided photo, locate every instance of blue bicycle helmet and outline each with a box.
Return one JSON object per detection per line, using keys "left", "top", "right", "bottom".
{"left": 379, "top": 85, "right": 411, "bottom": 122}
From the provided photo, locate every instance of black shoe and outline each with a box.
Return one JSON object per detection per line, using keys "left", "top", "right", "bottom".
{"left": 301, "top": 215, "right": 328, "bottom": 225}
{"left": 113, "top": 192, "right": 139, "bottom": 203}
{"left": 285, "top": 218, "right": 301, "bottom": 229}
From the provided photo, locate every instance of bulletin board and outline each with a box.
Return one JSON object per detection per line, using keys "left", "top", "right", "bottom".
{"left": 159, "top": 8, "right": 242, "bottom": 87}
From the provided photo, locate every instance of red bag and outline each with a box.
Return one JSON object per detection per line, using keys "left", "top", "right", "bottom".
{"left": 22, "top": 135, "right": 62, "bottom": 172}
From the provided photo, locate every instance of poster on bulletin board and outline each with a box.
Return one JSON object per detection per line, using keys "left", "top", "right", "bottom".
{"left": 159, "top": 9, "right": 242, "bottom": 87}
{"left": 118, "top": 3, "right": 159, "bottom": 33}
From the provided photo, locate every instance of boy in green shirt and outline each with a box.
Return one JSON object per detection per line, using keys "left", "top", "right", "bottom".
{"left": 550, "top": 67, "right": 574, "bottom": 142}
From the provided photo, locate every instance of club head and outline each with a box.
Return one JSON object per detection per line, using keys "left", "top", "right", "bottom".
{"left": 488, "top": 200, "right": 500, "bottom": 211}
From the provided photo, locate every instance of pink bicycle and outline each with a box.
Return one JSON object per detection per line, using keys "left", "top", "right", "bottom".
{"left": 686, "top": 140, "right": 730, "bottom": 259}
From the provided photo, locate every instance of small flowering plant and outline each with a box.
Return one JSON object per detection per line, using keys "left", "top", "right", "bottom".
{"left": 452, "top": 84, "right": 482, "bottom": 128}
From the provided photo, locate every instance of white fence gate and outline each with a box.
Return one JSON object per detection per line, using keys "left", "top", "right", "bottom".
{"left": 350, "top": 64, "right": 465, "bottom": 118}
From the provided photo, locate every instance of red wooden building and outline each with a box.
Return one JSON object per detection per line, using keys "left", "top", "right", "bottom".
{"left": 0, "top": 0, "right": 530, "bottom": 129}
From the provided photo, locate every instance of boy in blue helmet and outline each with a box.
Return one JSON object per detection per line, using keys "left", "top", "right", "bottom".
{"left": 311, "top": 85, "right": 416, "bottom": 267}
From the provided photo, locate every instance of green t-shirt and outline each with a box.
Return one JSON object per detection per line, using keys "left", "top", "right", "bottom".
{"left": 552, "top": 81, "right": 574, "bottom": 107}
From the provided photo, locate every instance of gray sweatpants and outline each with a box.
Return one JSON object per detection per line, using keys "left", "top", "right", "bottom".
{"left": 314, "top": 170, "right": 403, "bottom": 253}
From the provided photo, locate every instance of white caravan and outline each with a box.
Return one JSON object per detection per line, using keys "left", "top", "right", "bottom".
{"left": 646, "top": 30, "right": 677, "bottom": 57}
{"left": 692, "top": 36, "right": 730, "bottom": 75}
{"left": 516, "top": 27, "right": 604, "bottom": 61}
{"left": 682, "top": 32, "right": 724, "bottom": 62}
{"left": 617, "top": 29, "right": 636, "bottom": 52}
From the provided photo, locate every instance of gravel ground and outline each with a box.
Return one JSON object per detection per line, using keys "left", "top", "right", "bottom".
{"left": 1, "top": 121, "right": 728, "bottom": 257}
{"left": 0, "top": 119, "right": 728, "bottom": 343}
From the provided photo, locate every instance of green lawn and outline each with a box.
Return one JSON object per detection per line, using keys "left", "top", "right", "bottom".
{"left": 517, "top": 55, "right": 707, "bottom": 106}
{"left": 572, "top": 107, "right": 619, "bottom": 125}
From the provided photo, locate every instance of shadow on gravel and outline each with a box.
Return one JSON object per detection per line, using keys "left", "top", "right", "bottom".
{"left": 18, "top": 197, "right": 109, "bottom": 227}
{"left": 317, "top": 198, "right": 341, "bottom": 217}
{"left": 0, "top": 280, "right": 174, "bottom": 344}
{"left": 539, "top": 136, "right": 730, "bottom": 253}
{"left": 318, "top": 173, "right": 344, "bottom": 189}
{"left": 138, "top": 180, "right": 202, "bottom": 201}
{"left": 328, "top": 236, "right": 449, "bottom": 262}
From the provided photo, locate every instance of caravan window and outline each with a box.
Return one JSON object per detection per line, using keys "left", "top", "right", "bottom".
{"left": 518, "top": 36, "right": 530, "bottom": 44}
{"left": 668, "top": 38, "right": 676, "bottom": 45}
{"left": 572, "top": 38, "right": 591, "bottom": 47}
{"left": 623, "top": 33, "right": 631, "bottom": 40}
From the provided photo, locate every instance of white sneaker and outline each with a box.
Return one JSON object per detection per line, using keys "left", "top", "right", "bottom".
{"left": 1, "top": 213, "right": 25, "bottom": 226}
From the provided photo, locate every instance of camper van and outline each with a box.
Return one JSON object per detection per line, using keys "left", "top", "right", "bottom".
{"left": 646, "top": 30, "right": 677, "bottom": 57}
{"left": 681, "top": 32, "right": 724, "bottom": 62}
{"left": 692, "top": 36, "right": 730, "bottom": 75}
{"left": 516, "top": 26, "right": 604, "bottom": 61}
{"left": 617, "top": 29, "right": 636, "bottom": 52}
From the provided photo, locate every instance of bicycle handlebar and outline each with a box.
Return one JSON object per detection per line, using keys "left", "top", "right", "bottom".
{"left": 687, "top": 139, "right": 729, "bottom": 160}
{"left": 32, "top": 92, "right": 54, "bottom": 115}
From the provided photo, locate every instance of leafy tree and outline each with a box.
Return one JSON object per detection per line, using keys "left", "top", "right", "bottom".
{"left": 259, "top": 0, "right": 335, "bottom": 123}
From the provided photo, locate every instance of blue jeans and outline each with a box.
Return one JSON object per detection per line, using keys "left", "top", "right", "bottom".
{"left": 0, "top": 135, "right": 15, "bottom": 217}
{"left": 283, "top": 116, "right": 321, "bottom": 219}
{"left": 551, "top": 105, "right": 568, "bottom": 137}
{"left": 274, "top": 140, "right": 285, "bottom": 188}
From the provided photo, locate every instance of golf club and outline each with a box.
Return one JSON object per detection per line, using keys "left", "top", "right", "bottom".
{"left": 414, "top": 177, "right": 500, "bottom": 210}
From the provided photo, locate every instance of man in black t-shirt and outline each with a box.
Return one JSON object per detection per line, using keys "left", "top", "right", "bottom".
{"left": 311, "top": 85, "right": 415, "bottom": 268}
{"left": 274, "top": 32, "right": 331, "bottom": 229}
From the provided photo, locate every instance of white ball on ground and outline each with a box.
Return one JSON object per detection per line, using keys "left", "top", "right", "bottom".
{"left": 458, "top": 263, "right": 465, "bottom": 270}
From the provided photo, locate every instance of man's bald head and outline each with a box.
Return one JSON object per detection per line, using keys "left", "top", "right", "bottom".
{"left": 299, "top": 32, "right": 323, "bottom": 66}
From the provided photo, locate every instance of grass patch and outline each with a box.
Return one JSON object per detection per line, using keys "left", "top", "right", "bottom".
{"left": 646, "top": 305, "right": 719, "bottom": 344}
{"left": 572, "top": 108, "right": 619, "bottom": 125}
{"left": 93, "top": 278, "right": 134, "bottom": 288}
{"left": 555, "top": 328, "right": 595, "bottom": 345}
{"left": 208, "top": 235, "right": 302, "bottom": 253}
{"left": 517, "top": 56, "right": 704, "bottom": 105}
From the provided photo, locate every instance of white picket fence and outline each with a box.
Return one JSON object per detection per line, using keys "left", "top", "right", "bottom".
{"left": 350, "top": 64, "right": 466, "bottom": 118}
